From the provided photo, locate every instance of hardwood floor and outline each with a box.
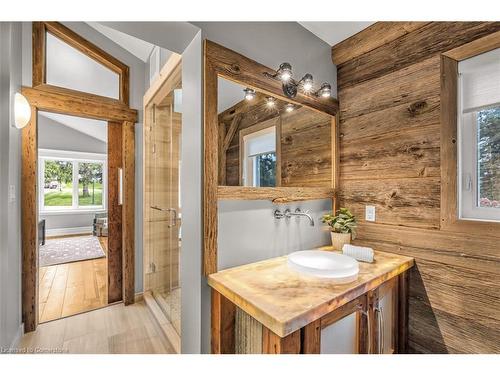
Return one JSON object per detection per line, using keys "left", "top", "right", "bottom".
{"left": 39, "top": 236, "right": 108, "bottom": 323}
{"left": 18, "top": 301, "right": 176, "bottom": 354}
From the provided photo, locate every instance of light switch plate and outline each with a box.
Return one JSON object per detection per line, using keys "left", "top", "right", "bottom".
{"left": 365, "top": 205, "right": 376, "bottom": 222}
{"left": 8, "top": 185, "right": 16, "bottom": 203}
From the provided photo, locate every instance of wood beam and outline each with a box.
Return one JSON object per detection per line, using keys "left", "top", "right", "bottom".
{"left": 211, "top": 289, "right": 236, "bottom": 354}
{"left": 22, "top": 85, "right": 137, "bottom": 123}
{"left": 122, "top": 121, "right": 135, "bottom": 305}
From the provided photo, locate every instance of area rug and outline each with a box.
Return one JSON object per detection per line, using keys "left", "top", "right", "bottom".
{"left": 39, "top": 235, "right": 105, "bottom": 267}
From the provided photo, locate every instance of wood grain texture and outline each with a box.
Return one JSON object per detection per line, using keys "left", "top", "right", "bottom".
{"left": 206, "top": 40, "right": 338, "bottom": 116}
{"left": 334, "top": 22, "right": 500, "bottom": 352}
{"left": 302, "top": 320, "right": 321, "bottom": 354}
{"left": 35, "top": 22, "right": 130, "bottom": 104}
{"left": 211, "top": 289, "right": 236, "bottom": 354}
{"left": 262, "top": 327, "right": 300, "bottom": 354}
{"left": 107, "top": 121, "right": 123, "bottom": 303}
{"left": 337, "top": 22, "right": 500, "bottom": 89}
{"left": 218, "top": 186, "right": 336, "bottom": 203}
{"left": 122, "top": 121, "right": 135, "bottom": 305}
{"left": 331, "top": 22, "right": 429, "bottom": 65}
{"left": 21, "top": 107, "right": 38, "bottom": 333}
{"left": 204, "top": 47, "right": 218, "bottom": 275}
{"left": 208, "top": 251, "right": 413, "bottom": 338}
{"left": 22, "top": 85, "right": 137, "bottom": 123}
{"left": 443, "top": 30, "right": 500, "bottom": 60}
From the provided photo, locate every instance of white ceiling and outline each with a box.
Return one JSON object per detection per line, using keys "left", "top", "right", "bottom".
{"left": 87, "top": 22, "right": 156, "bottom": 62}
{"left": 218, "top": 78, "right": 247, "bottom": 113}
{"left": 39, "top": 112, "right": 108, "bottom": 143}
{"left": 46, "top": 32, "right": 120, "bottom": 99}
{"left": 298, "top": 22, "right": 374, "bottom": 46}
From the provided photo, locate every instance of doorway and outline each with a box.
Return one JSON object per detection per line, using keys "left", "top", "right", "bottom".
{"left": 143, "top": 59, "right": 182, "bottom": 350}
{"left": 37, "top": 111, "right": 109, "bottom": 322}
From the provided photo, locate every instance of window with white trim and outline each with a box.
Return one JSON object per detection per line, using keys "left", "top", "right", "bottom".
{"left": 39, "top": 149, "right": 107, "bottom": 213}
{"left": 458, "top": 48, "right": 500, "bottom": 221}
{"left": 242, "top": 126, "right": 277, "bottom": 187}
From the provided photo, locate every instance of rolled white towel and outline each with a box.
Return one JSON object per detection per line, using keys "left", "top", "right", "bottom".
{"left": 342, "top": 244, "right": 374, "bottom": 263}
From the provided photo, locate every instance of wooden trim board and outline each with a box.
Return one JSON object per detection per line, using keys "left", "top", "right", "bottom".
{"left": 32, "top": 22, "right": 130, "bottom": 105}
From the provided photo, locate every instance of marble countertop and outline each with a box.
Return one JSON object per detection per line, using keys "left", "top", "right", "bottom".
{"left": 208, "top": 248, "right": 414, "bottom": 337}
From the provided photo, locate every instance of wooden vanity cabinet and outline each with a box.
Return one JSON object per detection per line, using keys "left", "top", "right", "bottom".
{"left": 211, "top": 271, "right": 409, "bottom": 354}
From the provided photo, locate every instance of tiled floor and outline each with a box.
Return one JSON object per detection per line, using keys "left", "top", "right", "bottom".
{"left": 18, "top": 301, "right": 175, "bottom": 354}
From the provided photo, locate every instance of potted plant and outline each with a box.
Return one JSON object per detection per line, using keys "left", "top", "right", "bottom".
{"left": 321, "top": 208, "right": 357, "bottom": 251}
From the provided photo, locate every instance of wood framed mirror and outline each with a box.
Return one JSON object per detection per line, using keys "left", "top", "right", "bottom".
{"left": 204, "top": 40, "right": 340, "bottom": 275}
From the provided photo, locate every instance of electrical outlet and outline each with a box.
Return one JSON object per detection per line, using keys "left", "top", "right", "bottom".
{"left": 365, "top": 205, "right": 376, "bottom": 222}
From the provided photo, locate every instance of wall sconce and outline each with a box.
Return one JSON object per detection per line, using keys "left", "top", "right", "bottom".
{"left": 264, "top": 64, "right": 332, "bottom": 99}
{"left": 13, "top": 92, "right": 31, "bottom": 129}
{"left": 243, "top": 87, "right": 256, "bottom": 101}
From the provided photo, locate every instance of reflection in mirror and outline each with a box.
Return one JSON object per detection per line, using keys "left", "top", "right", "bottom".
{"left": 217, "top": 77, "right": 333, "bottom": 188}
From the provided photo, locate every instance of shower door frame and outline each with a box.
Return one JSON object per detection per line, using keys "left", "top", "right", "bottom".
{"left": 142, "top": 53, "right": 182, "bottom": 303}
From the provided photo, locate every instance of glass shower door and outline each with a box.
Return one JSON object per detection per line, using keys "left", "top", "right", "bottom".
{"left": 147, "top": 86, "right": 182, "bottom": 337}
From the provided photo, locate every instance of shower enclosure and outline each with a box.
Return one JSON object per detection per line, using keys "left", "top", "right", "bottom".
{"left": 143, "top": 62, "right": 182, "bottom": 346}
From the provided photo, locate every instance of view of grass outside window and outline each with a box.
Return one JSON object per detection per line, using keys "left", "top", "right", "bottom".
{"left": 43, "top": 159, "right": 104, "bottom": 209}
{"left": 78, "top": 162, "right": 103, "bottom": 206}
{"left": 44, "top": 160, "right": 73, "bottom": 206}
{"left": 477, "top": 107, "right": 500, "bottom": 208}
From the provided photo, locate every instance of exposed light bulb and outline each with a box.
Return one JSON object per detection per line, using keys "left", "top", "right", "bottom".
{"left": 285, "top": 103, "right": 295, "bottom": 112}
{"left": 318, "top": 83, "right": 331, "bottom": 98}
{"left": 266, "top": 97, "right": 276, "bottom": 107}
{"left": 301, "top": 74, "right": 314, "bottom": 92}
{"left": 278, "top": 63, "right": 292, "bottom": 82}
{"left": 13, "top": 92, "right": 31, "bottom": 129}
{"left": 243, "top": 88, "right": 256, "bottom": 101}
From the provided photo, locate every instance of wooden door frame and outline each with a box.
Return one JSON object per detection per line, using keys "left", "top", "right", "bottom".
{"left": 22, "top": 22, "right": 137, "bottom": 333}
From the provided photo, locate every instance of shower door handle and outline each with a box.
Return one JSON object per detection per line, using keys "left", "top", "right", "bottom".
{"left": 168, "top": 209, "right": 177, "bottom": 228}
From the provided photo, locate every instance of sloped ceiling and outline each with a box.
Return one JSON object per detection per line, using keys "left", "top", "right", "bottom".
{"left": 39, "top": 112, "right": 108, "bottom": 143}
{"left": 298, "top": 22, "right": 374, "bottom": 46}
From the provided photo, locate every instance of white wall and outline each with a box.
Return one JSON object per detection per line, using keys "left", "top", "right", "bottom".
{"left": 180, "top": 30, "right": 203, "bottom": 354}
{"left": 22, "top": 22, "right": 146, "bottom": 293}
{"left": 0, "top": 22, "right": 23, "bottom": 350}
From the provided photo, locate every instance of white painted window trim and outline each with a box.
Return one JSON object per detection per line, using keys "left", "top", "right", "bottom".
{"left": 242, "top": 126, "right": 276, "bottom": 187}
{"left": 457, "top": 67, "right": 500, "bottom": 223}
{"left": 38, "top": 149, "right": 107, "bottom": 214}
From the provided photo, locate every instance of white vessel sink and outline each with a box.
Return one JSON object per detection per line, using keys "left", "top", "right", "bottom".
{"left": 287, "top": 250, "right": 359, "bottom": 282}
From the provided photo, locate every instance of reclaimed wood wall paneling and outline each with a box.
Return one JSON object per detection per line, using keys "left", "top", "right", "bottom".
{"left": 334, "top": 21, "right": 500, "bottom": 353}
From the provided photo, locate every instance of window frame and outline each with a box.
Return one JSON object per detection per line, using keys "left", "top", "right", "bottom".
{"left": 32, "top": 22, "right": 130, "bottom": 105}
{"left": 38, "top": 149, "right": 107, "bottom": 214}
{"left": 241, "top": 124, "right": 277, "bottom": 187}
{"left": 440, "top": 32, "right": 500, "bottom": 234}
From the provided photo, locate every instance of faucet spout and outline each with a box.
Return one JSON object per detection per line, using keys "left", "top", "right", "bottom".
{"left": 288, "top": 208, "right": 315, "bottom": 226}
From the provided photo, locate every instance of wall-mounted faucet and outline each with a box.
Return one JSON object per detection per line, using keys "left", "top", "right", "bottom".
{"left": 274, "top": 208, "right": 315, "bottom": 226}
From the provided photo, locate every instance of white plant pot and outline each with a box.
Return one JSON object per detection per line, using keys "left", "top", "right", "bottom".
{"left": 330, "top": 232, "right": 351, "bottom": 251}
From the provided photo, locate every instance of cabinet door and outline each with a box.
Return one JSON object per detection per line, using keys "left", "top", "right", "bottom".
{"left": 370, "top": 277, "right": 398, "bottom": 354}
{"left": 302, "top": 295, "right": 369, "bottom": 354}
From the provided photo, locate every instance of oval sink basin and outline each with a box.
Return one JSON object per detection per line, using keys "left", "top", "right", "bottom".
{"left": 287, "top": 250, "right": 359, "bottom": 282}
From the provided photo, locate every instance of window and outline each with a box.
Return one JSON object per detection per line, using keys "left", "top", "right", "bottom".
{"left": 242, "top": 126, "right": 277, "bottom": 187}
{"left": 458, "top": 48, "right": 500, "bottom": 221}
{"left": 39, "top": 150, "right": 107, "bottom": 212}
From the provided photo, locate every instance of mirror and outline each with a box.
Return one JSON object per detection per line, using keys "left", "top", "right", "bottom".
{"left": 217, "top": 77, "right": 333, "bottom": 188}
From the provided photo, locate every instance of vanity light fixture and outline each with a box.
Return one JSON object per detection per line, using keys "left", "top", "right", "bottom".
{"left": 264, "top": 63, "right": 333, "bottom": 99}
{"left": 265, "top": 97, "right": 277, "bottom": 107}
{"left": 285, "top": 103, "right": 295, "bottom": 112}
{"left": 13, "top": 92, "right": 31, "bottom": 129}
{"left": 317, "top": 82, "right": 332, "bottom": 98}
{"left": 243, "top": 87, "right": 256, "bottom": 101}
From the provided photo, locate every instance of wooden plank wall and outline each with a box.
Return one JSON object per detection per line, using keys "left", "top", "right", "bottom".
{"left": 219, "top": 94, "right": 332, "bottom": 187}
{"left": 333, "top": 22, "right": 500, "bottom": 353}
